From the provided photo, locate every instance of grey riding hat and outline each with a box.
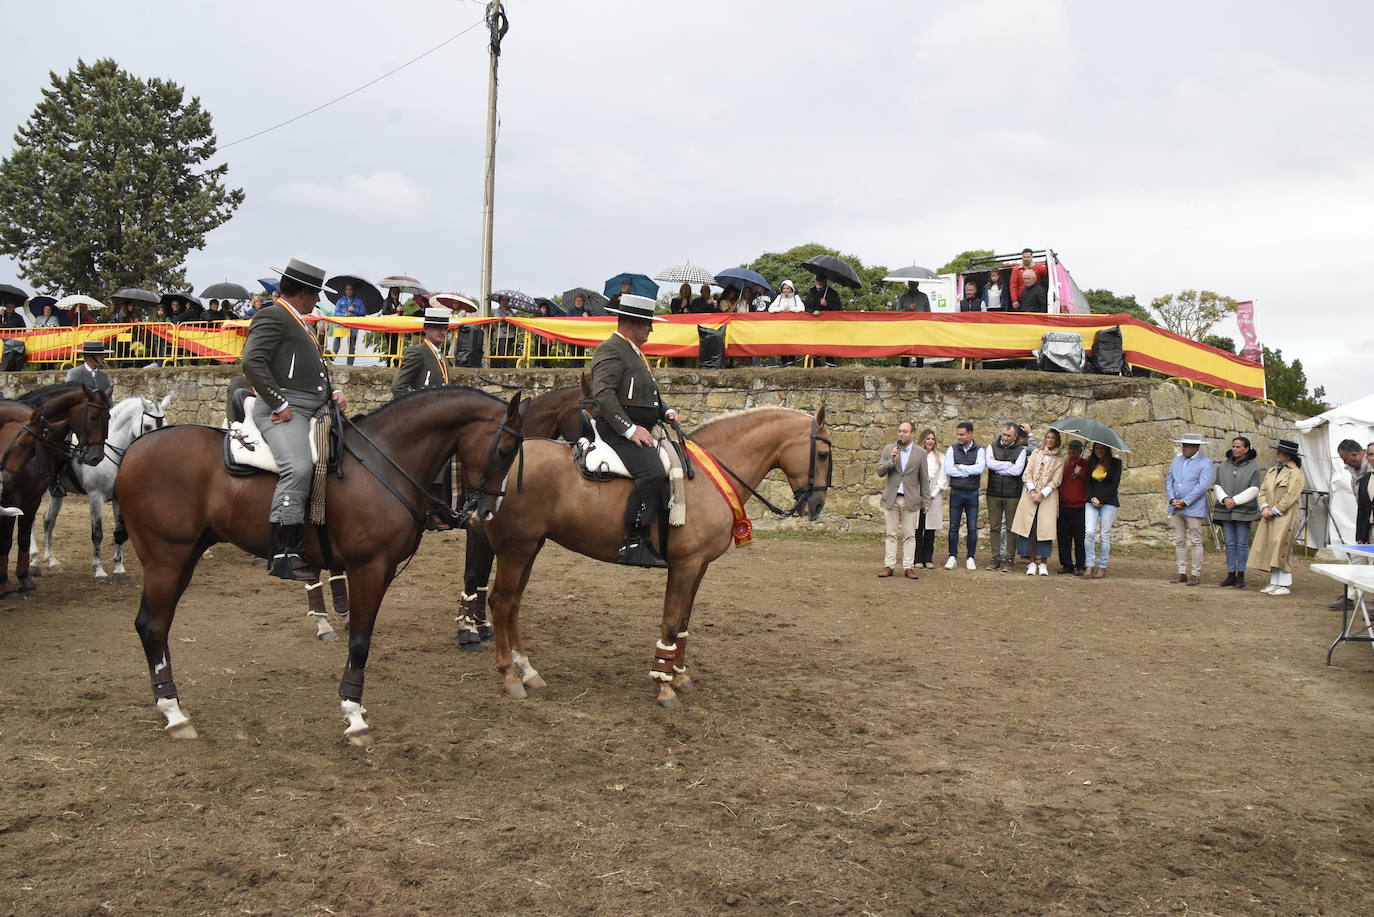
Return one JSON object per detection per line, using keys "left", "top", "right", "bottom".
{"left": 78, "top": 340, "right": 108, "bottom": 356}
{"left": 422, "top": 306, "right": 452, "bottom": 329}
{"left": 269, "top": 258, "right": 336, "bottom": 294}
{"left": 606, "top": 293, "right": 666, "bottom": 323}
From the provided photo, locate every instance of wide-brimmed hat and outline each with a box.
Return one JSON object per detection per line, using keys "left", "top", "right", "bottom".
{"left": 1172, "top": 433, "right": 1209, "bottom": 445}
{"left": 268, "top": 258, "right": 336, "bottom": 295}
{"left": 606, "top": 293, "right": 666, "bottom": 323}
{"left": 1273, "top": 439, "right": 1302, "bottom": 457}
{"left": 78, "top": 340, "right": 108, "bottom": 356}
{"left": 422, "top": 306, "right": 452, "bottom": 329}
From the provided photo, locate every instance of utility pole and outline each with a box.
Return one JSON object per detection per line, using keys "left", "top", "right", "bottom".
{"left": 478, "top": 0, "right": 507, "bottom": 323}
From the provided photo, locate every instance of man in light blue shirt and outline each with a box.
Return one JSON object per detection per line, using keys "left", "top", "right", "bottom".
{"left": 943, "top": 421, "right": 986, "bottom": 570}
{"left": 1165, "top": 432, "right": 1216, "bottom": 585}
{"left": 332, "top": 282, "right": 367, "bottom": 365}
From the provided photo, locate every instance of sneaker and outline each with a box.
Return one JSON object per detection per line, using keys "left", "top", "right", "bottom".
{"left": 945, "top": 556, "right": 957, "bottom": 570}
{"left": 1259, "top": 584, "right": 1277, "bottom": 595}
{"left": 986, "top": 558, "right": 1003, "bottom": 571}
{"left": 1026, "top": 564, "right": 1037, "bottom": 576}
{"left": 1270, "top": 586, "right": 1291, "bottom": 596}
{"left": 965, "top": 557, "right": 976, "bottom": 571}
{"left": 1038, "top": 563, "right": 1049, "bottom": 576}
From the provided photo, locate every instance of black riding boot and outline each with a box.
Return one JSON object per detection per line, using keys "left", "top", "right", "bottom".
{"left": 269, "top": 523, "right": 317, "bottom": 582}
{"left": 616, "top": 525, "right": 668, "bottom": 569}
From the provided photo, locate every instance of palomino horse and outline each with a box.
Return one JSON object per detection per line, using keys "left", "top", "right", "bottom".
{"left": 0, "top": 384, "right": 111, "bottom": 597}
{"left": 454, "top": 377, "right": 593, "bottom": 650}
{"left": 117, "top": 386, "right": 525, "bottom": 743}
{"left": 41, "top": 394, "right": 171, "bottom": 582}
{"left": 482, "top": 405, "right": 831, "bottom": 709}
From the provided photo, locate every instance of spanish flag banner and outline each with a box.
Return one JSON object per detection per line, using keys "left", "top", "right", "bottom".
{"left": 505, "top": 312, "right": 1266, "bottom": 399}
{"left": 2, "top": 324, "right": 134, "bottom": 361}
{"left": 685, "top": 440, "right": 752, "bottom": 547}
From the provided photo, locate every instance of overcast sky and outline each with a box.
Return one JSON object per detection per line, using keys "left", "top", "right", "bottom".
{"left": 1, "top": 0, "right": 1369, "bottom": 405}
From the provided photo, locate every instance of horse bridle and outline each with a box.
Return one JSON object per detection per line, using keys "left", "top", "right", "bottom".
{"left": 0, "top": 416, "right": 54, "bottom": 475}
{"left": 102, "top": 399, "right": 166, "bottom": 464}
{"left": 457, "top": 417, "right": 522, "bottom": 522}
{"left": 696, "top": 417, "right": 833, "bottom": 518}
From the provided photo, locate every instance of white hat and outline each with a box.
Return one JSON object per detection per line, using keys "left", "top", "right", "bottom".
{"left": 1172, "top": 432, "right": 1209, "bottom": 445}
{"left": 422, "top": 306, "right": 452, "bottom": 328}
{"left": 606, "top": 293, "right": 666, "bottom": 322}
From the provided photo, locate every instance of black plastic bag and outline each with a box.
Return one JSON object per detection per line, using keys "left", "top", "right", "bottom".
{"left": 697, "top": 325, "right": 726, "bottom": 369}
{"left": 2, "top": 338, "right": 27, "bottom": 372}
{"left": 1087, "top": 326, "right": 1126, "bottom": 375}
{"left": 454, "top": 325, "right": 485, "bottom": 367}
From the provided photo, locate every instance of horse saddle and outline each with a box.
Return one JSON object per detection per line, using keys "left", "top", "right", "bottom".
{"left": 223, "top": 395, "right": 327, "bottom": 476}
{"left": 572, "top": 416, "right": 673, "bottom": 481}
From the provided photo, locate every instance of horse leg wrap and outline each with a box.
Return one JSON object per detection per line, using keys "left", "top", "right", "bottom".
{"left": 328, "top": 575, "right": 350, "bottom": 618}
{"left": 305, "top": 581, "right": 327, "bottom": 616}
{"left": 457, "top": 591, "right": 490, "bottom": 648}
{"left": 649, "top": 640, "right": 678, "bottom": 682}
{"left": 339, "top": 668, "right": 365, "bottom": 702}
{"left": 674, "top": 630, "right": 689, "bottom": 675}
{"left": 150, "top": 668, "right": 178, "bottom": 701}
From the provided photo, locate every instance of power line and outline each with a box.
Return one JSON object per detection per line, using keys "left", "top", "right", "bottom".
{"left": 218, "top": 17, "right": 486, "bottom": 151}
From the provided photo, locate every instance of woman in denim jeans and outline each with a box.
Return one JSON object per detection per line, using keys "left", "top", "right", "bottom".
{"left": 1084, "top": 443, "right": 1122, "bottom": 577}
{"left": 1211, "top": 436, "right": 1262, "bottom": 589}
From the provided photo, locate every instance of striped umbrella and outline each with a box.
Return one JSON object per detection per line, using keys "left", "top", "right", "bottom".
{"left": 654, "top": 263, "right": 715, "bottom": 286}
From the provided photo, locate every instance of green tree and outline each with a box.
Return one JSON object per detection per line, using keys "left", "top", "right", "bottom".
{"left": 1262, "top": 347, "right": 1329, "bottom": 416}
{"left": 0, "top": 58, "right": 244, "bottom": 294}
{"left": 1083, "top": 288, "right": 1155, "bottom": 324}
{"left": 1149, "top": 289, "right": 1235, "bottom": 341}
{"left": 745, "top": 242, "right": 891, "bottom": 311}
{"left": 1202, "top": 334, "right": 1236, "bottom": 353}
{"left": 937, "top": 249, "right": 995, "bottom": 276}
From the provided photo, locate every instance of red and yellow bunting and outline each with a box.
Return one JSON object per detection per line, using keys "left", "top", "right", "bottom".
{"left": 685, "top": 440, "right": 752, "bottom": 547}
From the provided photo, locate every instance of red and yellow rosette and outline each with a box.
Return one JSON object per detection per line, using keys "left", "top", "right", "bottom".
{"left": 685, "top": 440, "right": 752, "bottom": 547}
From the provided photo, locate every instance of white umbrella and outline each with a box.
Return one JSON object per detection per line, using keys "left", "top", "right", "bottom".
{"left": 654, "top": 263, "right": 716, "bottom": 286}
{"left": 55, "top": 294, "right": 108, "bottom": 314}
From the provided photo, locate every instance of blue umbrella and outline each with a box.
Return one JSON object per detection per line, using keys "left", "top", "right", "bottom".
{"left": 714, "top": 267, "right": 773, "bottom": 296}
{"left": 603, "top": 273, "right": 657, "bottom": 299}
{"left": 26, "top": 295, "right": 57, "bottom": 320}
{"left": 258, "top": 278, "right": 280, "bottom": 295}
{"left": 532, "top": 297, "right": 567, "bottom": 317}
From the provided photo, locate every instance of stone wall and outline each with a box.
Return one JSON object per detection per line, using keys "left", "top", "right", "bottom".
{"left": 12, "top": 365, "right": 1296, "bottom": 545}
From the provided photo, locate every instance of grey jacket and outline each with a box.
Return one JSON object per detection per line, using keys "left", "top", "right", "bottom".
{"left": 240, "top": 301, "right": 333, "bottom": 411}
{"left": 590, "top": 333, "right": 672, "bottom": 434}
{"left": 392, "top": 340, "right": 450, "bottom": 397}
{"left": 877, "top": 442, "right": 931, "bottom": 509}
{"left": 64, "top": 363, "right": 113, "bottom": 397}
{"left": 1212, "top": 452, "right": 1263, "bottom": 522}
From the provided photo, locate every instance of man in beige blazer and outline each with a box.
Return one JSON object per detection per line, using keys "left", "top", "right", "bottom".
{"left": 877, "top": 421, "right": 931, "bottom": 579}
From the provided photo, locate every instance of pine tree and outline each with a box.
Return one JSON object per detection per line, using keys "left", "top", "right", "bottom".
{"left": 0, "top": 58, "right": 244, "bottom": 294}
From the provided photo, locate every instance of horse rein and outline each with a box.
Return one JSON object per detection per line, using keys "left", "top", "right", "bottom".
{"left": 101, "top": 402, "right": 166, "bottom": 464}
{"left": 689, "top": 417, "right": 833, "bottom": 518}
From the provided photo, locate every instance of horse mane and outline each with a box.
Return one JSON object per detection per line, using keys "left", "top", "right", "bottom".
{"left": 17, "top": 381, "right": 82, "bottom": 405}
{"left": 692, "top": 405, "right": 814, "bottom": 436}
{"left": 353, "top": 384, "right": 506, "bottom": 423}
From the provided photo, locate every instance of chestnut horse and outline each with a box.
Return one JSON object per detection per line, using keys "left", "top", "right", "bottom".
{"left": 454, "top": 376, "right": 593, "bottom": 649}
{"left": 0, "top": 383, "right": 111, "bottom": 597}
{"left": 116, "top": 386, "right": 525, "bottom": 743}
{"left": 482, "top": 405, "right": 831, "bottom": 709}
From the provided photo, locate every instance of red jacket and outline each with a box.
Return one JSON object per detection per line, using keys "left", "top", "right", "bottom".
{"left": 1059, "top": 457, "right": 1088, "bottom": 508}
{"left": 1010, "top": 261, "right": 1049, "bottom": 307}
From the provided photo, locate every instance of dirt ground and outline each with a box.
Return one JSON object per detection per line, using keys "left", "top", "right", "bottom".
{"left": 2, "top": 503, "right": 1373, "bottom": 917}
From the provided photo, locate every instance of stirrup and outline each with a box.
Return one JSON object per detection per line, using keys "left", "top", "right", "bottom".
{"left": 269, "top": 551, "right": 317, "bottom": 582}
{"left": 616, "top": 531, "right": 668, "bottom": 569}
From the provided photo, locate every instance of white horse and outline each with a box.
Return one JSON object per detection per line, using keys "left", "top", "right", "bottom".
{"left": 41, "top": 394, "right": 171, "bottom": 582}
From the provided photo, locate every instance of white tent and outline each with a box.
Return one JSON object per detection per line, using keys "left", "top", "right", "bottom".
{"left": 1295, "top": 393, "right": 1374, "bottom": 547}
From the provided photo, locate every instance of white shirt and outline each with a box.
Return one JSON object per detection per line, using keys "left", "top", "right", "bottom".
{"left": 895, "top": 442, "right": 913, "bottom": 495}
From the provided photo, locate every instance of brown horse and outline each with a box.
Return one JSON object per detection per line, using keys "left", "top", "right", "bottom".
{"left": 482, "top": 405, "right": 831, "bottom": 708}
{"left": 0, "top": 384, "right": 111, "bottom": 597}
{"left": 455, "top": 376, "right": 594, "bottom": 649}
{"left": 117, "top": 386, "right": 525, "bottom": 743}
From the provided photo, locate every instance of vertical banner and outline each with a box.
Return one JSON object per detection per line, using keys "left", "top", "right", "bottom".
{"left": 1235, "top": 300, "right": 1261, "bottom": 363}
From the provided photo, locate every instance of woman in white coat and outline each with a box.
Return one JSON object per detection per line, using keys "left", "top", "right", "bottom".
{"left": 915, "top": 428, "right": 948, "bottom": 568}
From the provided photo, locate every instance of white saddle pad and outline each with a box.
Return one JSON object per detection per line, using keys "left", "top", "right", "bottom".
{"left": 577, "top": 426, "right": 672, "bottom": 479}
{"left": 228, "top": 395, "right": 319, "bottom": 474}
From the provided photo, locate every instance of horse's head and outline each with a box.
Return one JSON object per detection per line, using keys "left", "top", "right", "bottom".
{"left": 0, "top": 409, "right": 49, "bottom": 511}
{"left": 461, "top": 391, "right": 525, "bottom": 525}
{"left": 71, "top": 385, "right": 112, "bottom": 465}
{"left": 139, "top": 394, "right": 170, "bottom": 436}
{"left": 778, "top": 405, "right": 832, "bottom": 522}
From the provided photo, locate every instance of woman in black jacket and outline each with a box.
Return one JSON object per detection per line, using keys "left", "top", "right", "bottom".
{"left": 1212, "top": 436, "right": 1262, "bottom": 588}
{"left": 1084, "top": 443, "right": 1123, "bottom": 578}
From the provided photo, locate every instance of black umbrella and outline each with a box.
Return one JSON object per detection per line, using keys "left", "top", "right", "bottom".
{"left": 113, "top": 287, "right": 160, "bottom": 304}
{"left": 160, "top": 290, "right": 203, "bottom": 309}
{"left": 1048, "top": 417, "right": 1132, "bottom": 453}
{"left": 325, "top": 275, "right": 384, "bottom": 315}
{"left": 0, "top": 283, "right": 28, "bottom": 306}
{"left": 489, "top": 290, "right": 537, "bottom": 313}
{"left": 200, "top": 281, "right": 252, "bottom": 301}
{"left": 563, "top": 287, "right": 609, "bottom": 316}
{"left": 801, "top": 254, "right": 862, "bottom": 289}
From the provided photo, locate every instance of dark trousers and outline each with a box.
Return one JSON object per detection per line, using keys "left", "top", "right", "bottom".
{"left": 597, "top": 418, "right": 666, "bottom": 528}
{"left": 948, "top": 488, "right": 979, "bottom": 558}
{"left": 915, "top": 513, "right": 937, "bottom": 564}
{"left": 1057, "top": 504, "right": 1086, "bottom": 570}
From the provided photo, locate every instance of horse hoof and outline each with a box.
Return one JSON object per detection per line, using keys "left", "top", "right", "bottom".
{"left": 17, "top": 584, "right": 37, "bottom": 596}
{"left": 347, "top": 730, "right": 372, "bottom": 747}
{"left": 477, "top": 625, "right": 495, "bottom": 642}
{"left": 166, "top": 721, "right": 199, "bottom": 740}
{"left": 657, "top": 695, "right": 681, "bottom": 711}
{"left": 95, "top": 575, "right": 111, "bottom": 585}
{"left": 504, "top": 682, "right": 527, "bottom": 700}
{"left": 316, "top": 630, "right": 338, "bottom": 642}
{"left": 113, "top": 573, "right": 130, "bottom": 583}
{"left": 457, "top": 629, "right": 482, "bottom": 652}
{"left": 522, "top": 673, "right": 547, "bottom": 690}
{"left": 673, "top": 679, "right": 696, "bottom": 694}
{"left": 32, "top": 565, "right": 47, "bottom": 575}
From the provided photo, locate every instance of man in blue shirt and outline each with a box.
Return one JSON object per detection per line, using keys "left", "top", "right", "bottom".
{"left": 943, "top": 421, "right": 986, "bottom": 570}
{"left": 332, "top": 282, "right": 367, "bottom": 365}
{"left": 1165, "top": 432, "right": 1216, "bottom": 585}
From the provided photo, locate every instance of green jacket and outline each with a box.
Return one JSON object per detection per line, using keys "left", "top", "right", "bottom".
{"left": 240, "top": 301, "right": 333, "bottom": 411}
{"left": 392, "top": 340, "right": 450, "bottom": 397}
{"left": 590, "top": 332, "right": 671, "bottom": 434}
